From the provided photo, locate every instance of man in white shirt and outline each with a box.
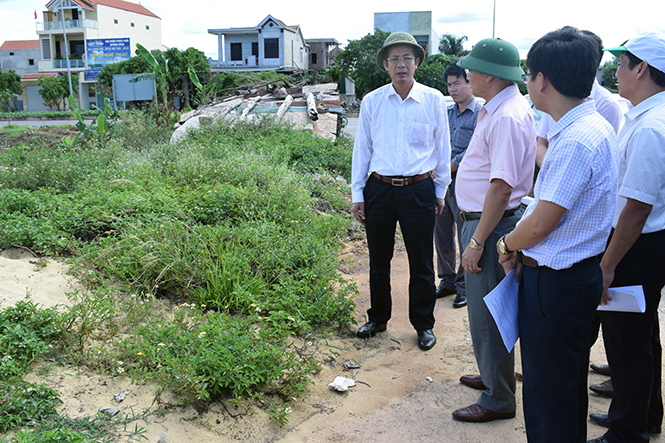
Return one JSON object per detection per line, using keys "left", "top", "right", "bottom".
{"left": 351, "top": 32, "right": 450, "bottom": 351}
{"left": 589, "top": 30, "right": 665, "bottom": 443}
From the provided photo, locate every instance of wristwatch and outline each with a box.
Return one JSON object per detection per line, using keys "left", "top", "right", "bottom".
{"left": 469, "top": 238, "right": 484, "bottom": 250}
{"left": 498, "top": 235, "right": 512, "bottom": 255}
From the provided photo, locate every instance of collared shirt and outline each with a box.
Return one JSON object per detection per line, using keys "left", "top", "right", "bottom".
{"left": 537, "top": 79, "right": 623, "bottom": 137}
{"left": 351, "top": 81, "right": 451, "bottom": 202}
{"left": 614, "top": 90, "right": 665, "bottom": 233}
{"left": 521, "top": 101, "right": 619, "bottom": 270}
{"left": 456, "top": 84, "right": 536, "bottom": 212}
{"left": 449, "top": 97, "right": 482, "bottom": 167}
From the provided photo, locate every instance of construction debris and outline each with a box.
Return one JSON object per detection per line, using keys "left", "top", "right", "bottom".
{"left": 171, "top": 82, "right": 344, "bottom": 144}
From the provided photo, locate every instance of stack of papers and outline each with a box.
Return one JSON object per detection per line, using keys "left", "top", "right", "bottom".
{"left": 483, "top": 271, "right": 646, "bottom": 352}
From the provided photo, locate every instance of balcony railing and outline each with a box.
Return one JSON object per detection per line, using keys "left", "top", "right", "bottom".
{"left": 36, "top": 19, "right": 98, "bottom": 31}
{"left": 53, "top": 58, "right": 86, "bottom": 68}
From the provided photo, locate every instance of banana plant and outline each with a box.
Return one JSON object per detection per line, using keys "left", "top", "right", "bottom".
{"left": 133, "top": 43, "right": 169, "bottom": 107}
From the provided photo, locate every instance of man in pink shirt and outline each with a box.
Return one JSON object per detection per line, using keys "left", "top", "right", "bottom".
{"left": 451, "top": 38, "right": 537, "bottom": 422}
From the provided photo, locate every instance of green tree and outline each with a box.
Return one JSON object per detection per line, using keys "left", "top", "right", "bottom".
{"left": 438, "top": 33, "right": 469, "bottom": 57}
{"left": 0, "top": 68, "right": 22, "bottom": 111}
{"left": 602, "top": 58, "right": 618, "bottom": 91}
{"left": 37, "top": 74, "right": 78, "bottom": 110}
{"left": 97, "top": 46, "right": 210, "bottom": 106}
{"left": 327, "top": 29, "right": 391, "bottom": 98}
{"left": 414, "top": 54, "right": 458, "bottom": 94}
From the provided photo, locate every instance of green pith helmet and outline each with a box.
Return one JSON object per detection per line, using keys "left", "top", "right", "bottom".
{"left": 460, "top": 38, "right": 524, "bottom": 83}
{"left": 376, "top": 32, "right": 425, "bottom": 71}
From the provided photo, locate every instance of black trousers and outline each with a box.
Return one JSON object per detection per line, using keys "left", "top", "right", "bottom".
{"left": 363, "top": 174, "right": 437, "bottom": 331}
{"left": 519, "top": 257, "right": 602, "bottom": 443}
{"left": 601, "top": 229, "right": 665, "bottom": 443}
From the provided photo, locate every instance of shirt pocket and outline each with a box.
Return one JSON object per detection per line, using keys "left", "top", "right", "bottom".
{"left": 410, "top": 122, "right": 432, "bottom": 148}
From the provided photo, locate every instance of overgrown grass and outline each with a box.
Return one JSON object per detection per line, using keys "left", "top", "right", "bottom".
{"left": 0, "top": 110, "right": 357, "bottom": 438}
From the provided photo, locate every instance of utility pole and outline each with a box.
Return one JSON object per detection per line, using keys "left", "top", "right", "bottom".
{"left": 60, "top": 0, "right": 74, "bottom": 98}
{"left": 492, "top": 0, "right": 496, "bottom": 38}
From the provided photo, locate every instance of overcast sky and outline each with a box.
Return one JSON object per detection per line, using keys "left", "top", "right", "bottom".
{"left": 1, "top": 0, "right": 662, "bottom": 65}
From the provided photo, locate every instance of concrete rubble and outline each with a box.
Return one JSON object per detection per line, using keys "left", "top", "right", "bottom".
{"left": 170, "top": 82, "right": 344, "bottom": 145}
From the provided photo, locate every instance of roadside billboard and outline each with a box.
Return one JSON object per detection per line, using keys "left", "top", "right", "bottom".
{"left": 85, "top": 38, "right": 131, "bottom": 81}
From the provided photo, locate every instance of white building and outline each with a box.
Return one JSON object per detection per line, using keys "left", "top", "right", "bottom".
{"left": 23, "top": 0, "right": 162, "bottom": 110}
{"left": 208, "top": 15, "right": 309, "bottom": 72}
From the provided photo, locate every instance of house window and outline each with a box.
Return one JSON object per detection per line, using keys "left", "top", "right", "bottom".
{"left": 230, "top": 43, "right": 242, "bottom": 61}
{"left": 131, "top": 22, "right": 135, "bottom": 27}
{"left": 40, "top": 37, "right": 51, "bottom": 60}
{"left": 264, "top": 38, "right": 278, "bottom": 59}
{"left": 70, "top": 40, "right": 85, "bottom": 58}
{"left": 9, "top": 52, "right": 14, "bottom": 56}
{"left": 29, "top": 59, "right": 35, "bottom": 65}
{"left": 251, "top": 42, "right": 258, "bottom": 57}
{"left": 311, "top": 53, "right": 317, "bottom": 65}
{"left": 146, "top": 25, "right": 150, "bottom": 30}
{"left": 114, "top": 19, "right": 118, "bottom": 24}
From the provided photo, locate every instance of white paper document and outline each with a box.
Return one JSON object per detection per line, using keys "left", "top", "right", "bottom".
{"left": 483, "top": 269, "right": 520, "bottom": 353}
{"left": 597, "top": 285, "right": 646, "bottom": 313}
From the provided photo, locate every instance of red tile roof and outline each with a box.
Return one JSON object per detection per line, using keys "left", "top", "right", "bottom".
{"left": 0, "top": 40, "right": 40, "bottom": 50}
{"left": 22, "top": 73, "right": 58, "bottom": 79}
{"left": 45, "top": 0, "right": 159, "bottom": 18}
{"left": 89, "top": 0, "right": 160, "bottom": 19}
{"left": 45, "top": 0, "right": 94, "bottom": 11}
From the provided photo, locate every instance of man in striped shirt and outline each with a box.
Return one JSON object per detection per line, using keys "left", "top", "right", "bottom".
{"left": 498, "top": 27, "right": 619, "bottom": 441}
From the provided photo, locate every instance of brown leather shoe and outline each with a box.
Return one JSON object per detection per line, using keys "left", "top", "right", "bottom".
{"left": 590, "top": 379, "right": 613, "bottom": 397}
{"left": 452, "top": 403, "right": 516, "bottom": 422}
{"left": 459, "top": 374, "right": 488, "bottom": 390}
{"left": 590, "top": 363, "right": 611, "bottom": 376}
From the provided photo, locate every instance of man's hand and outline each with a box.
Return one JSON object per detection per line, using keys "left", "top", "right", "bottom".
{"left": 435, "top": 198, "right": 445, "bottom": 216}
{"left": 352, "top": 202, "right": 365, "bottom": 224}
{"left": 498, "top": 250, "right": 521, "bottom": 281}
{"left": 600, "top": 263, "right": 615, "bottom": 305}
{"left": 462, "top": 244, "right": 483, "bottom": 274}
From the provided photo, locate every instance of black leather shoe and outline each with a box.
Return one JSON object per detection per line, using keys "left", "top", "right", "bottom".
{"left": 356, "top": 321, "right": 387, "bottom": 338}
{"left": 453, "top": 293, "right": 467, "bottom": 308}
{"left": 589, "top": 413, "right": 610, "bottom": 428}
{"left": 589, "top": 413, "right": 661, "bottom": 434}
{"left": 417, "top": 329, "right": 436, "bottom": 350}
{"left": 590, "top": 379, "right": 613, "bottom": 397}
{"left": 590, "top": 363, "right": 611, "bottom": 376}
{"left": 436, "top": 282, "right": 456, "bottom": 298}
{"left": 587, "top": 437, "right": 609, "bottom": 443}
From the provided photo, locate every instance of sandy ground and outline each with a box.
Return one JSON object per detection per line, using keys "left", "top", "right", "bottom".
{"left": 1, "top": 244, "right": 663, "bottom": 443}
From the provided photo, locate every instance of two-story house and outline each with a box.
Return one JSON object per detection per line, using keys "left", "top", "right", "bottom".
{"left": 305, "top": 38, "right": 339, "bottom": 72}
{"left": 208, "top": 15, "right": 308, "bottom": 72}
{"left": 23, "top": 0, "right": 162, "bottom": 111}
{"left": 0, "top": 40, "right": 41, "bottom": 78}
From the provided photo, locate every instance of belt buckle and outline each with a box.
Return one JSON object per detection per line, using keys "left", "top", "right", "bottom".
{"left": 391, "top": 177, "right": 405, "bottom": 186}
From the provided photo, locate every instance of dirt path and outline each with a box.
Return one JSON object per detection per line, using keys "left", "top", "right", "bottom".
{"left": 1, "top": 247, "right": 662, "bottom": 442}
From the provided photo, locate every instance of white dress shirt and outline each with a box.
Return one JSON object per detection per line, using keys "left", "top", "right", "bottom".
{"left": 614, "top": 90, "right": 665, "bottom": 233}
{"left": 351, "top": 81, "right": 451, "bottom": 202}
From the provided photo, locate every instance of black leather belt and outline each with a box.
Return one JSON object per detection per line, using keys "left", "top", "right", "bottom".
{"left": 371, "top": 171, "right": 432, "bottom": 186}
{"left": 459, "top": 207, "right": 518, "bottom": 222}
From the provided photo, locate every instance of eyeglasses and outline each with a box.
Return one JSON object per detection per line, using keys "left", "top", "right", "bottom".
{"left": 521, "top": 73, "right": 530, "bottom": 83}
{"left": 386, "top": 55, "right": 416, "bottom": 64}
